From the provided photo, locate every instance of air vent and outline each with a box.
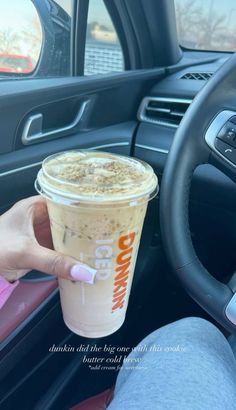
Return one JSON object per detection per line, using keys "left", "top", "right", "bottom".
{"left": 138, "top": 97, "right": 192, "bottom": 128}
{"left": 180, "top": 72, "right": 214, "bottom": 81}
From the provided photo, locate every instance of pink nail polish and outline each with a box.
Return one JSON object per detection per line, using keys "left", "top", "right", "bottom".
{"left": 70, "top": 265, "right": 96, "bottom": 284}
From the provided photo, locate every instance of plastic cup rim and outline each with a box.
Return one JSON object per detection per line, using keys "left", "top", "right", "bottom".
{"left": 35, "top": 173, "right": 159, "bottom": 208}
{"left": 35, "top": 150, "right": 159, "bottom": 206}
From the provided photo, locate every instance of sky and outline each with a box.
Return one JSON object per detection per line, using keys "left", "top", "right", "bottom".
{"left": 87, "top": 0, "right": 113, "bottom": 28}
{"left": 0, "top": 0, "right": 116, "bottom": 61}
{"left": 0, "top": 0, "right": 111, "bottom": 31}
{"left": 55, "top": 0, "right": 72, "bottom": 15}
{"left": 0, "top": 0, "right": 37, "bottom": 30}
{"left": 176, "top": 0, "right": 236, "bottom": 12}
{"left": 0, "top": 0, "right": 235, "bottom": 39}
{"left": 175, "top": 0, "right": 236, "bottom": 28}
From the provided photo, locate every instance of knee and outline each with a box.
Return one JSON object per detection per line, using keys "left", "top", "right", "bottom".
{"left": 159, "top": 317, "right": 232, "bottom": 358}
{"left": 173, "top": 316, "right": 223, "bottom": 340}
{"left": 144, "top": 317, "right": 232, "bottom": 358}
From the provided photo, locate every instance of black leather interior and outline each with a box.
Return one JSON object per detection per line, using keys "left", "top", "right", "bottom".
{"left": 160, "top": 53, "right": 236, "bottom": 333}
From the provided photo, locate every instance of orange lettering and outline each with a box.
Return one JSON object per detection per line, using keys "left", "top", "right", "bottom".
{"left": 119, "top": 232, "right": 135, "bottom": 250}
{"left": 112, "top": 232, "right": 135, "bottom": 312}
{"left": 115, "top": 261, "right": 130, "bottom": 274}
{"left": 115, "top": 270, "right": 129, "bottom": 281}
{"left": 114, "top": 276, "right": 128, "bottom": 293}
{"left": 116, "top": 247, "right": 133, "bottom": 265}
{"left": 112, "top": 288, "right": 126, "bottom": 301}
{"left": 112, "top": 295, "right": 125, "bottom": 311}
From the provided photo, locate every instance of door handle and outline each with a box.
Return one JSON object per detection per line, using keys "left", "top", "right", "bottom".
{"left": 21, "top": 100, "right": 90, "bottom": 145}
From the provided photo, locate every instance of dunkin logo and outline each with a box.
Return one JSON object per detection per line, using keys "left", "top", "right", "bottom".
{"left": 95, "top": 232, "right": 136, "bottom": 312}
{"left": 112, "top": 232, "right": 135, "bottom": 312}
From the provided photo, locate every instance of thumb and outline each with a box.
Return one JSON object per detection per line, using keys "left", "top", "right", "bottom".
{"left": 29, "top": 245, "right": 96, "bottom": 284}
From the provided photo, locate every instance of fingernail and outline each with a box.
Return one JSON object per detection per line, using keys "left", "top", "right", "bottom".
{"left": 70, "top": 265, "right": 97, "bottom": 284}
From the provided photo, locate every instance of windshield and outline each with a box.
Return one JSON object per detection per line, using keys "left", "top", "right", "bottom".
{"left": 175, "top": 0, "right": 236, "bottom": 52}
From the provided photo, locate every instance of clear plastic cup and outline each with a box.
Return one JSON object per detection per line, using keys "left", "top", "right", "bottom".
{"left": 35, "top": 150, "right": 158, "bottom": 338}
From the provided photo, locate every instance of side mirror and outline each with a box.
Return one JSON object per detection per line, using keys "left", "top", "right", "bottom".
{"left": 0, "top": 0, "right": 71, "bottom": 78}
{"left": 0, "top": 0, "right": 42, "bottom": 75}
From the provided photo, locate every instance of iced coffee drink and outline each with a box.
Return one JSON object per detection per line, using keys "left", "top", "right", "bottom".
{"left": 35, "top": 150, "right": 158, "bottom": 338}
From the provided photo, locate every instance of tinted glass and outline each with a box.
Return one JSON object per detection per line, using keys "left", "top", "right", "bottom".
{"left": 85, "top": 0, "right": 124, "bottom": 75}
{"left": 0, "top": 0, "right": 42, "bottom": 74}
{"left": 175, "top": 0, "right": 236, "bottom": 52}
{"left": 0, "top": 0, "right": 73, "bottom": 78}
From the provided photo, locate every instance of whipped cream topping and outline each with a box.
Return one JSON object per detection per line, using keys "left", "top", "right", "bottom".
{"left": 38, "top": 150, "right": 158, "bottom": 202}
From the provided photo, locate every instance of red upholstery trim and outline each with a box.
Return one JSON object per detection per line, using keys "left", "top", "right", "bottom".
{"left": 70, "top": 388, "right": 114, "bottom": 410}
{"left": 0, "top": 279, "right": 57, "bottom": 342}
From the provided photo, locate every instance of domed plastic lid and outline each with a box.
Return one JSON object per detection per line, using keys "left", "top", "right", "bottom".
{"left": 36, "top": 150, "right": 158, "bottom": 205}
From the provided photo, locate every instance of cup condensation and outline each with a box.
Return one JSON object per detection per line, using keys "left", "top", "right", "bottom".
{"left": 35, "top": 150, "right": 158, "bottom": 338}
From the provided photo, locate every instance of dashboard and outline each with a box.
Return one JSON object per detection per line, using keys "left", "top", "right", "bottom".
{"left": 134, "top": 53, "right": 236, "bottom": 278}
{"left": 135, "top": 54, "right": 236, "bottom": 212}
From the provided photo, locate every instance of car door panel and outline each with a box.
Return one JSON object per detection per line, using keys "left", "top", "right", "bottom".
{"left": 0, "top": 70, "right": 164, "bottom": 152}
{"left": 0, "top": 280, "right": 58, "bottom": 344}
{"left": 0, "top": 121, "right": 136, "bottom": 213}
{"left": 0, "top": 69, "right": 164, "bottom": 212}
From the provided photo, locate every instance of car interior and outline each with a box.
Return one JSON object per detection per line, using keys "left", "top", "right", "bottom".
{"left": 1, "top": 0, "right": 236, "bottom": 409}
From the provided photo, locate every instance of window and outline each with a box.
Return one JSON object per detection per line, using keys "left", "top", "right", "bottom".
{"left": 0, "top": 0, "right": 124, "bottom": 79}
{"left": 85, "top": 0, "right": 124, "bottom": 75}
{"left": 175, "top": 0, "right": 236, "bottom": 52}
{"left": 0, "top": 0, "right": 42, "bottom": 74}
{"left": 0, "top": 0, "right": 72, "bottom": 78}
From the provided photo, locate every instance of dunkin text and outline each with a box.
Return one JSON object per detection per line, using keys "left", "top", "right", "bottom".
{"left": 95, "top": 232, "right": 136, "bottom": 312}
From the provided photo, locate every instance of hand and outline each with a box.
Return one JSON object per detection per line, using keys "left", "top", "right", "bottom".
{"left": 0, "top": 196, "right": 96, "bottom": 283}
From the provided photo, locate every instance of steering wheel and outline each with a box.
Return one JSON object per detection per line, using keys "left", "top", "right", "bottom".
{"left": 160, "top": 53, "right": 236, "bottom": 333}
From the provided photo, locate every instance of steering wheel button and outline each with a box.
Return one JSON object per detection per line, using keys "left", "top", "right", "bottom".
{"left": 217, "top": 124, "right": 236, "bottom": 147}
{"left": 215, "top": 138, "right": 236, "bottom": 164}
{"left": 229, "top": 116, "right": 236, "bottom": 125}
{"left": 227, "top": 129, "right": 236, "bottom": 138}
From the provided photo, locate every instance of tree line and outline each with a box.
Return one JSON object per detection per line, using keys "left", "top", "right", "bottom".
{"left": 175, "top": 0, "right": 236, "bottom": 51}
